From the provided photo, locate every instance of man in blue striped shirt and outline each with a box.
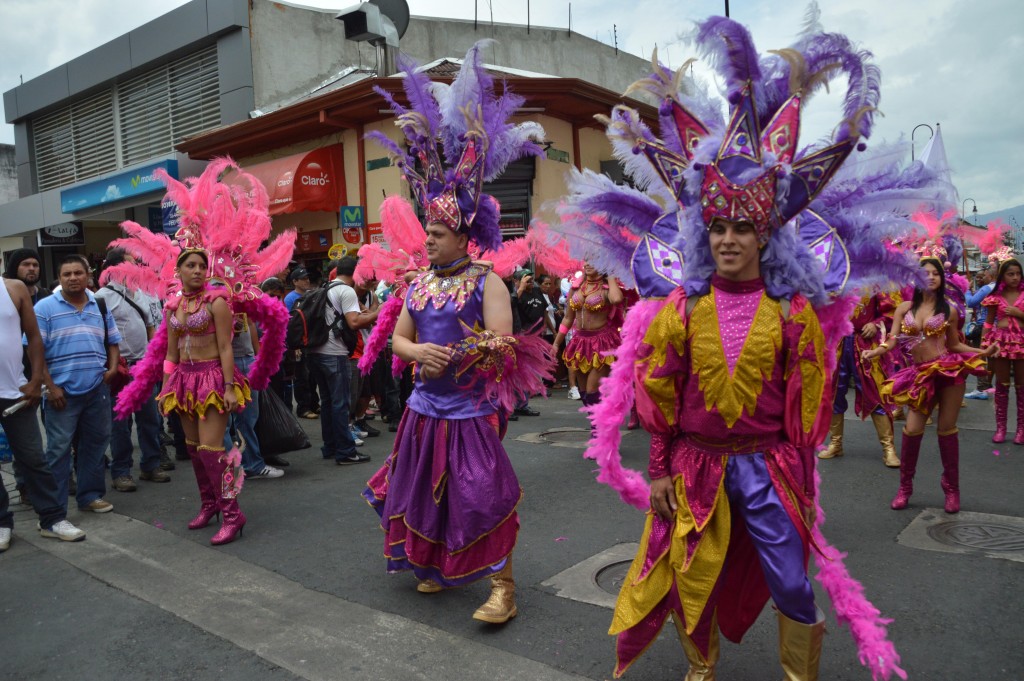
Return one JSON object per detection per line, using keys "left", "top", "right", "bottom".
{"left": 34, "top": 255, "right": 122, "bottom": 514}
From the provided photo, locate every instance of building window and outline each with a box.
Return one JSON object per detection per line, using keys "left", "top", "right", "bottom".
{"left": 31, "top": 45, "right": 220, "bottom": 191}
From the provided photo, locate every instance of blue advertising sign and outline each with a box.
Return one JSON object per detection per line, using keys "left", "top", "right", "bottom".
{"left": 60, "top": 159, "right": 178, "bottom": 213}
{"left": 161, "top": 198, "right": 181, "bottom": 236}
{"left": 340, "top": 205, "right": 365, "bottom": 229}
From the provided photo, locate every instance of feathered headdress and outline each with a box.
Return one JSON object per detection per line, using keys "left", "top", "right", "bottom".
{"left": 104, "top": 158, "right": 296, "bottom": 418}
{"left": 367, "top": 41, "right": 545, "bottom": 252}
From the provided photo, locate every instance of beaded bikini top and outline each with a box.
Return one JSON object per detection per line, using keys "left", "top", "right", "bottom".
{"left": 169, "top": 298, "right": 216, "bottom": 352}
{"left": 898, "top": 310, "right": 948, "bottom": 352}
{"left": 568, "top": 280, "right": 609, "bottom": 312}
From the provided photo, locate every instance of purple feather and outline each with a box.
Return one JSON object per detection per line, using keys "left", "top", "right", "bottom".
{"left": 694, "top": 17, "right": 763, "bottom": 101}
{"left": 395, "top": 52, "right": 443, "bottom": 136}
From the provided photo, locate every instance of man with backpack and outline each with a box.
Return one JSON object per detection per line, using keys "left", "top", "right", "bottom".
{"left": 286, "top": 268, "right": 320, "bottom": 419}
{"left": 299, "top": 257, "right": 379, "bottom": 465}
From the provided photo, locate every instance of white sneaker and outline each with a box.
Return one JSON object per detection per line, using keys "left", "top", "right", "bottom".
{"left": 38, "top": 520, "right": 86, "bottom": 542}
{"left": 351, "top": 424, "right": 369, "bottom": 438}
{"left": 568, "top": 387, "right": 581, "bottom": 400}
{"left": 0, "top": 526, "right": 10, "bottom": 551}
{"left": 249, "top": 465, "right": 284, "bottom": 479}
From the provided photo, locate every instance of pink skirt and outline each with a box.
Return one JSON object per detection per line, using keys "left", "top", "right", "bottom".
{"left": 982, "top": 326, "right": 1024, "bottom": 360}
{"left": 881, "top": 352, "right": 986, "bottom": 413}
{"left": 157, "top": 359, "right": 251, "bottom": 419}
{"left": 563, "top": 325, "right": 620, "bottom": 373}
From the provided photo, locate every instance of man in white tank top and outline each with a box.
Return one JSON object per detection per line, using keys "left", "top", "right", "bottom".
{"left": 0, "top": 277, "right": 85, "bottom": 552}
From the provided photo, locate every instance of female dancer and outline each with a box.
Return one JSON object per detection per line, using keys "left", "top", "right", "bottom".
{"left": 551, "top": 264, "right": 623, "bottom": 408}
{"left": 158, "top": 249, "right": 251, "bottom": 544}
{"left": 864, "top": 255, "right": 995, "bottom": 513}
{"left": 980, "top": 257, "right": 1024, "bottom": 443}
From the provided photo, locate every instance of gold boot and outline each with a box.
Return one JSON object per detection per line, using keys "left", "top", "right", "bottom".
{"left": 778, "top": 609, "right": 825, "bottom": 681}
{"left": 472, "top": 561, "right": 517, "bottom": 623}
{"left": 817, "top": 414, "right": 844, "bottom": 459}
{"left": 671, "top": 613, "right": 718, "bottom": 680}
{"left": 871, "top": 413, "right": 901, "bottom": 468}
{"left": 417, "top": 579, "right": 443, "bottom": 593}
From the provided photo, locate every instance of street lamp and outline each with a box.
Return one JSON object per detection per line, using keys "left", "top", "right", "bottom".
{"left": 962, "top": 198, "right": 978, "bottom": 226}
{"left": 911, "top": 123, "right": 933, "bottom": 161}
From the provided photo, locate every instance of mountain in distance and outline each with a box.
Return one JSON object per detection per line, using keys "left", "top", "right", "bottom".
{"left": 969, "top": 203, "right": 1024, "bottom": 227}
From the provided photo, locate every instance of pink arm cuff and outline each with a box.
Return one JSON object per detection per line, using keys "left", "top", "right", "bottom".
{"left": 648, "top": 431, "right": 673, "bottom": 479}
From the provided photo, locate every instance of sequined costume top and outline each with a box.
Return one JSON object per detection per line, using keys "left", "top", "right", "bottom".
{"left": 405, "top": 258, "right": 494, "bottom": 419}
{"left": 168, "top": 298, "right": 217, "bottom": 353}
{"left": 839, "top": 291, "right": 899, "bottom": 418}
{"left": 568, "top": 279, "right": 611, "bottom": 313}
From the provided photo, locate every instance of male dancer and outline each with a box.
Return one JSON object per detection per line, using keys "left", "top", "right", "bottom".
{"left": 363, "top": 43, "right": 549, "bottom": 622}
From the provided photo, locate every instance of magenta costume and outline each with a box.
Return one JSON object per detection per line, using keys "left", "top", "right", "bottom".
{"left": 363, "top": 259, "right": 521, "bottom": 587}
{"left": 981, "top": 287, "right": 1024, "bottom": 359}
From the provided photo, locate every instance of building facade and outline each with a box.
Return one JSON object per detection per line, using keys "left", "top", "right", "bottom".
{"left": 1, "top": 0, "right": 653, "bottom": 281}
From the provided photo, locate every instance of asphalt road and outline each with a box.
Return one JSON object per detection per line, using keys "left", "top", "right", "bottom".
{"left": 2, "top": 386, "right": 1022, "bottom": 680}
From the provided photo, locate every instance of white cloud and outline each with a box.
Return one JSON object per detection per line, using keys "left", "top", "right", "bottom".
{"left": 2, "top": 0, "right": 1022, "bottom": 211}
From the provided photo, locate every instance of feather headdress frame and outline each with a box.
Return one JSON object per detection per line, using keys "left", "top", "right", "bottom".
{"left": 367, "top": 41, "right": 545, "bottom": 252}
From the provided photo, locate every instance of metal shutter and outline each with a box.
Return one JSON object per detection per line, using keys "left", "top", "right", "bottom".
{"left": 33, "top": 90, "right": 117, "bottom": 192}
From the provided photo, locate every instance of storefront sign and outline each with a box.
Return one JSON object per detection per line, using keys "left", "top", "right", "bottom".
{"left": 340, "top": 206, "right": 365, "bottom": 229}
{"left": 367, "top": 223, "right": 384, "bottom": 245}
{"left": 60, "top": 159, "right": 178, "bottom": 213}
{"left": 294, "top": 230, "right": 333, "bottom": 254}
{"left": 237, "top": 144, "right": 345, "bottom": 216}
{"left": 38, "top": 222, "right": 85, "bottom": 247}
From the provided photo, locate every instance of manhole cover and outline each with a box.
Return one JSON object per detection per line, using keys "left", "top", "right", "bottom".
{"left": 595, "top": 560, "right": 632, "bottom": 595}
{"left": 927, "top": 521, "right": 1024, "bottom": 552}
{"left": 540, "top": 429, "right": 590, "bottom": 444}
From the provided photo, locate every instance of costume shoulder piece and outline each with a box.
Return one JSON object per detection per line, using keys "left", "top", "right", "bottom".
{"left": 408, "top": 262, "right": 492, "bottom": 312}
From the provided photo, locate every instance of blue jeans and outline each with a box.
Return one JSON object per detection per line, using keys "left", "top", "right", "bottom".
{"left": 110, "top": 385, "right": 162, "bottom": 478}
{"left": 0, "top": 398, "right": 65, "bottom": 530}
{"left": 231, "top": 355, "right": 265, "bottom": 474}
{"left": 43, "top": 382, "right": 112, "bottom": 510}
{"left": 309, "top": 353, "right": 357, "bottom": 461}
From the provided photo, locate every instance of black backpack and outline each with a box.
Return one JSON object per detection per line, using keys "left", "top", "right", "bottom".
{"left": 286, "top": 282, "right": 359, "bottom": 351}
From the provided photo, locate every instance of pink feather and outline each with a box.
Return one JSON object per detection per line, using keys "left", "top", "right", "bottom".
{"left": 392, "top": 353, "right": 409, "bottom": 377}
{"left": 114, "top": 316, "right": 170, "bottom": 420}
{"left": 251, "top": 229, "right": 298, "bottom": 280}
{"left": 966, "top": 218, "right": 1011, "bottom": 257}
{"left": 358, "top": 295, "right": 403, "bottom": 376}
{"left": 812, "top": 466, "right": 907, "bottom": 680}
{"left": 457, "top": 331, "right": 554, "bottom": 413}
{"left": 583, "top": 299, "right": 662, "bottom": 510}
{"left": 527, "top": 220, "right": 583, "bottom": 277}
{"left": 816, "top": 295, "right": 857, "bottom": 375}
{"left": 480, "top": 237, "right": 531, "bottom": 278}
{"left": 379, "top": 196, "right": 428, "bottom": 259}
{"left": 239, "top": 295, "right": 289, "bottom": 390}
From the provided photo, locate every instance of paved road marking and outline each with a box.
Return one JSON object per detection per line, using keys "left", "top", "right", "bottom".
{"left": 16, "top": 512, "right": 587, "bottom": 681}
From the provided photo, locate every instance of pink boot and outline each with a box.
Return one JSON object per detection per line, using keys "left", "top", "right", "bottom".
{"left": 1015, "top": 387, "right": 1024, "bottom": 445}
{"left": 199, "top": 445, "right": 247, "bottom": 545}
{"left": 938, "top": 429, "right": 960, "bottom": 514}
{"left": 187, "top": 441, "right": 220, "bottom": 530}
{"left": 993, "top": 384, "right": 1009, "bottom": 443}
{"left": 891, "top": 430, "right": 922, "bottom": 510}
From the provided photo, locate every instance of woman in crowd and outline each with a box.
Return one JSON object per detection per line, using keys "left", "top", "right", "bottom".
{"left": 551, "top": 264, "right": 623, "bottom": 408}
{"left": 864, "top": 253, "right": 996, "bottom": 513}
{"left": 980, "top": 256, "right": 1024, "bottom": 443}
{"left": 158, "top": 249, "right": 251, "bottom": 543}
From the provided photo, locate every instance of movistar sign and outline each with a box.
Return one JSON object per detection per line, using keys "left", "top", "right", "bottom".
{"left": 60, "top": 159, "right": 179, "bottom": 213}
{"left": 340, "top": 205, "right": 365, "bottom": 228}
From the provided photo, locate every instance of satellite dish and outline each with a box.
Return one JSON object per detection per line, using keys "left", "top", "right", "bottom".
{"left": 369, "top": 0, "right": 409, "bottom": 39}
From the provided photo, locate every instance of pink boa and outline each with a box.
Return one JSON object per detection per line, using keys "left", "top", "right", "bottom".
{"left": 238, "top": 295, "right": 289, "bottom": 390}
{"left": 114, "top": 316, "right": 170, "bottom": 420}
{"left": 358, "top": 295, "right": 403, "bottom": 376}
{"left": 583, "top": 299, "right": 662, "bottom": 510}
{"left": 816, "top": 294, "right": 857, "bottom": 377}
{"left": 392, "top": 353, "right": 409, "bottom": 377}
{"left": 812, "top": 466, "right": 907, "bottom": 680}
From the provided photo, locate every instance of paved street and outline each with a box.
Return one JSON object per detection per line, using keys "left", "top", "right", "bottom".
{"left": 2, "top": 388, "right": 1022, "bottom": 680}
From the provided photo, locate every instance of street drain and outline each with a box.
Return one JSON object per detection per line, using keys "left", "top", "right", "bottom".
{"left": 927, "top": 521, "right": 1024, "bottom": 552}
{"left": 897, "top": 510, "right": 1024, "bottom": 563}
{"left": 540, "top": 429, "right": 591, "bottom": 444}
{"left": 595, "top": 560, "right": 632, "bottom": 595}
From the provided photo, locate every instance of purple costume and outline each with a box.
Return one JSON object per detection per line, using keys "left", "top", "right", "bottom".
{"left": 363, "top": 259, "right": 520, "bottom": 586}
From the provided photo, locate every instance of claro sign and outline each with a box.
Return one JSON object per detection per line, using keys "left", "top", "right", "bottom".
{"left": 237, "top": 144, "right": 345, "bottom": 216}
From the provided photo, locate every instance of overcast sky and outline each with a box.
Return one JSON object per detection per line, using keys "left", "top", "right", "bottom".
{"left": 2, "top": 0, "right": 1021, "bottom": 213}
